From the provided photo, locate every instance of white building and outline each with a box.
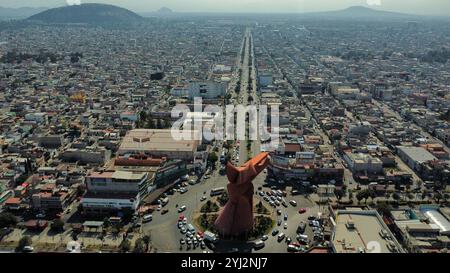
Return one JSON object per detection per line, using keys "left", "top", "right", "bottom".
{"left": 82, "top": 170, "right": 149, "bottom": 214}
{"left": 187, "top": 81, "right": 227, "bottom": 99}
{"left": 343, "top": 152, "right": 383, "bottom": 174}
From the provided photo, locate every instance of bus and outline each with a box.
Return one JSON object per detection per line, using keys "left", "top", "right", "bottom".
{"left": 210, "top": 187, "right": 225, "bottom": 196}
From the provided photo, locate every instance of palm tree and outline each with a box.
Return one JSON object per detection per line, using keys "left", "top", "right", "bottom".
{"left": 142, "top": 234, "right": 151, "bottom": 251}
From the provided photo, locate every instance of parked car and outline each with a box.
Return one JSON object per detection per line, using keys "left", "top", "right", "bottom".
{"left": 297, "top": 222, "right": 306, "bottom": 234}
{"left": 254, "top": 240, "right": 265, "bottom": 249}
{"left": 143, "top": 214, "right": 153, "bottom": 223}
{"left": 178, "top": 205, "right": 187, "bottom": 213}
{"left": 23, "top": 246, "right": 34, "bottom": 253}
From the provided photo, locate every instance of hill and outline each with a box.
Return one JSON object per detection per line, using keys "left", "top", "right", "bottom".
{"left": 303, "top": 6, "right": 416, "bottom": 20}
{"left": 158, "top": 7, "right": 173, "bottom": 13}
{"left": 0, "top": 7, "right": 47, "bottom": 19}
{"left": 27, "top": 3, "right": 143, "bottom": 24}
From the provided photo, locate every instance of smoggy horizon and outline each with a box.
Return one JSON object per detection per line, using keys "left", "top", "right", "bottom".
{"left": 1, "top": 0, "right": 450, "bottom": 16}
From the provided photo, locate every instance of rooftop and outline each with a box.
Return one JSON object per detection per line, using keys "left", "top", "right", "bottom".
{"left": 397, "top": 146, "right": 437, "bottom": 163}
{"left": 332, "top": 209, "right": 403, "bottom": 253}
{"left": 118, "top": 129, "right": 200, "bottom": 154}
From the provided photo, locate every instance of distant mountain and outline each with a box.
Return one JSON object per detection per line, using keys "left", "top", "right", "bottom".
{"left": 303, "top": 6, "right": 416, "bottom": 19}
{"left": 0, "top": 6, "right": 47, "bottom": 19}
{"left": 27, "top": 3, "right": 143, "bottom": 24}
{"left": 158, "top": 7, "right": 173, "bottom": 13}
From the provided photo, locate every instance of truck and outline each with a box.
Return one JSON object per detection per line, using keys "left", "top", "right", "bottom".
{"left": 203, "top": 231, "right": 218, "bottom": 243}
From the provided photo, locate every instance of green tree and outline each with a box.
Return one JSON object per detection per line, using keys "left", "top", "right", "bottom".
{"left": 392, "top": 192, "right": 401, "bottom": 202}
{"left": 119, "top": 239, "right": 131, "bottom": 253}
{"left": 434, "top": 192, "right": 443, "bottom": 204}
{"left": 16, "top": 236, "right": 32, "bottom": 252}
{"left": 0, "top": 212, "right": 18, "bottom": 228}
{"left": 376, "top": 202, "right": 392, "bottom": 217}
{"left": 356, "top": 190, "right": 365, "bottom": 204}
{"left": 335, "top": 189, "right": 345, "bottom": 201}
{"left": 142, "top": 235, "right": 151, "bottom": 251}
{"left": 133, "top": 238, "right": 146, "bottom": 253}
{"left": 50, "top": 219, "right": 65, "bottom": 232}
{"left": 208, "top": 152, "right": 218, "bottom": 168}
{"left": 348, "top": 191, "right": 354, "bottom": 200}
{"left": 443, "top": 193, "right": 449, "bottom": 204}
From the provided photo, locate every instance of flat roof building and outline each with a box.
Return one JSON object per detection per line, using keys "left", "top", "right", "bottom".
{"left": 396, "top": 146, "right": 438, "bottom": 171}
{"left": 332, "top": 209, "right": 404, "bottom": 253}
{"left": 118, "top": 129, "right": 201, "bottom": 160}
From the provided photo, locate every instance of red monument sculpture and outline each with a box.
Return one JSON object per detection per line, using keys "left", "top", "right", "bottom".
{"left": 214, "top": 152, "right": 270, "bottom": 237}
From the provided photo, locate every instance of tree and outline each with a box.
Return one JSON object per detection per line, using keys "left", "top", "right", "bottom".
{"left": 142, "top": 235, "right": 151, "bottom": 251}
{"left": 16, "top": 236, "right": 32, "bottom": 252}
{"left": 0, "top": 212, "right": 18, "bottom": 228}
{"left": 133, "top": 238, "right": 146, "bottom": 253}
{"left": 369, "top": 189, "right": 377, "bottom": 202}
{"left": 356, "top": 191, "right": 364, "bottom": 204}
{"left": 376, "top": 202, "right": 392, "bottom": 217}
{"left": 356, "top": 189, "right": 372, "bottom": 204}
{"left": 119, "top": 239, "right": 131, "bottom": 253}
{"left": 335, "top": 189, "right": 345, "bottom": 201}
{"left": 443, "top": 193, "right": 450, "bottom": 204}
{"left": 434, "top": 192, "right": 443, "bottom": 204}
{"left": 207, "top": 152, "right": 218, "bottom": 168}
{"left": 50, "top": 219, "right": 64, "bottom": 232}
{"left": 392, "top": 192, "right": 401, "bottom": 202}
{"left": 103, "top": 217, "right": 111, "bottom": 228}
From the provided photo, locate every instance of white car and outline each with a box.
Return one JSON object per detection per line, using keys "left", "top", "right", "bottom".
{"left": 143, "top": 214, "right": 153, "bottom": 223}
{"left": 23, "top": 246, "right": 34, "bottom": 252}
{"left": 178, "top": 205, "right": 187, "bottom": 213}
{"left": 289, "top": 200, "right": 297, "bottom": 206}
{"left": 284, "top": 223, "right": 288, "bottom": 229}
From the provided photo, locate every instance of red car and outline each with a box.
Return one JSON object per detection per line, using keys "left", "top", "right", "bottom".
{"left": 298, "top": 208, "right": 307, "bottom": 214}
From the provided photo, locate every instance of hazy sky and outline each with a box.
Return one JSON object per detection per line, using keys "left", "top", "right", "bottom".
{"left": 2, "top": 0, "right": 450, "bottom": 15}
